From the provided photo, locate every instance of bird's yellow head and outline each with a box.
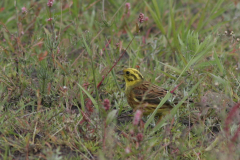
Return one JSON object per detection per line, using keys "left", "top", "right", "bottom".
{"left": 120, "top": 68, "right": 144, "bottom": 90}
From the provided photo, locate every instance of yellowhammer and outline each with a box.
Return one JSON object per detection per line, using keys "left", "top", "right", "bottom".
{"left": 119, "top": 68, "right": 180, "bottom": 119}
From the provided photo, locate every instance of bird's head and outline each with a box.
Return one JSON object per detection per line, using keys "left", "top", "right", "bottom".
{"left": 118, "top": 68, "right": 144, "bottom": 89}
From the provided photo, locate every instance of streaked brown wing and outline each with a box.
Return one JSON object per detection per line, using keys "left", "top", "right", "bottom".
{"left": 132, "top": 82, "right": 171, "bottom": 105}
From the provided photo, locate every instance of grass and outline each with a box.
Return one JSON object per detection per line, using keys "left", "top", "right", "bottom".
{"left": 0, "top": 0, "right": 240, "bottom": 159}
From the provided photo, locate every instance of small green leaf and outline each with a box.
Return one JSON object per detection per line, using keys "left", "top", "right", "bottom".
{"left": 106, "top": 110, "right": 118, "bottom": 125}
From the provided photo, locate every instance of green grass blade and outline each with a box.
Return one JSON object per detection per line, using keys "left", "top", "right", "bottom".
{"left": 145, "top": 1, "right": 166, "bottom": 35}
{"left": 77, "top": 83, "right": 99, "bottom": 112}
{"left": 213, "top": 50, "right": 224, "bottom": 75}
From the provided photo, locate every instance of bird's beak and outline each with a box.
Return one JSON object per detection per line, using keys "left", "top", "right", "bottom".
{"left": 116, "top": 70, "right": 124, "bottom": 75}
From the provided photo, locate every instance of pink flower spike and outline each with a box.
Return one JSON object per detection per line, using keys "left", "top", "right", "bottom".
{"left": 125, "top": 147, "right": 131, "bottom": 154}
{"left": 22, "top": 7, "right": 26, "bottom": 13}
{"left": 103, "top": 99, "right": 110, "bottom": 111}
{"left": 133, "top": 110, "right": 142, "bottom": 125}
{"left": 138, "top": 13, "right": 144, "bottom": 23}
{"left": 47, "top": 0, "right": 54, "bottom": 7}
{"left": 145, "top": 17, "right": 149, "bottom": 22}
{"left": 136, "top": 133, "right": 144, "bottom": 142}
{"left": 47, "top": 18, "right": 53, "bottom": 21}
{"left": 125, "top": 3, "right": 131, "bottom": 10}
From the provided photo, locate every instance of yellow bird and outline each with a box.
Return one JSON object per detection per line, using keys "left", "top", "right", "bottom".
{"left": 119, "top": 68, "right": 180, "bottom": 119}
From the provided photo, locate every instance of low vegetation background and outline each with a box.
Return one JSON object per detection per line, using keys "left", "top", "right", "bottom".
{"left": 0, "top": 0, "right": 240, "bottom": 159}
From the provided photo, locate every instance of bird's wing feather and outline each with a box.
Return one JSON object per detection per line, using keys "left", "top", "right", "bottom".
{"left": 132, "top": 82, "right": 173, "bottom": 105}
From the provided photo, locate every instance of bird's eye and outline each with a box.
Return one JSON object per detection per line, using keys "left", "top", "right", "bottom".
{"left": 126, "top": 71, "right": 130, "bottom": 75}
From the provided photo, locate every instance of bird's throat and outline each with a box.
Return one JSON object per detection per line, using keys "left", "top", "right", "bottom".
{"left": 125, "top": 79, "right": 143, "bottom": 94}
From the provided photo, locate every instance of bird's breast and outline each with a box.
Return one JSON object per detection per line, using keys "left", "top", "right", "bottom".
{"left": 126, "top": 92, "right": 140, "bottom": 109}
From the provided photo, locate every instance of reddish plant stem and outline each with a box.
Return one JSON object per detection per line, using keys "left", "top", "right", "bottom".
{"left": 231, "top": 125, "right": 240, "bottom": 142}
{"left": 102, "top": 39, "right": 111, "bottom": 51}
{"left": 92, "top": 35, "right": 136, "bottom": 93}
{"left": 170, "top": 81, "right": 183, "bottom": 94}
{"left": 224, "top": 102, "right": 240, "bottom": 136}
